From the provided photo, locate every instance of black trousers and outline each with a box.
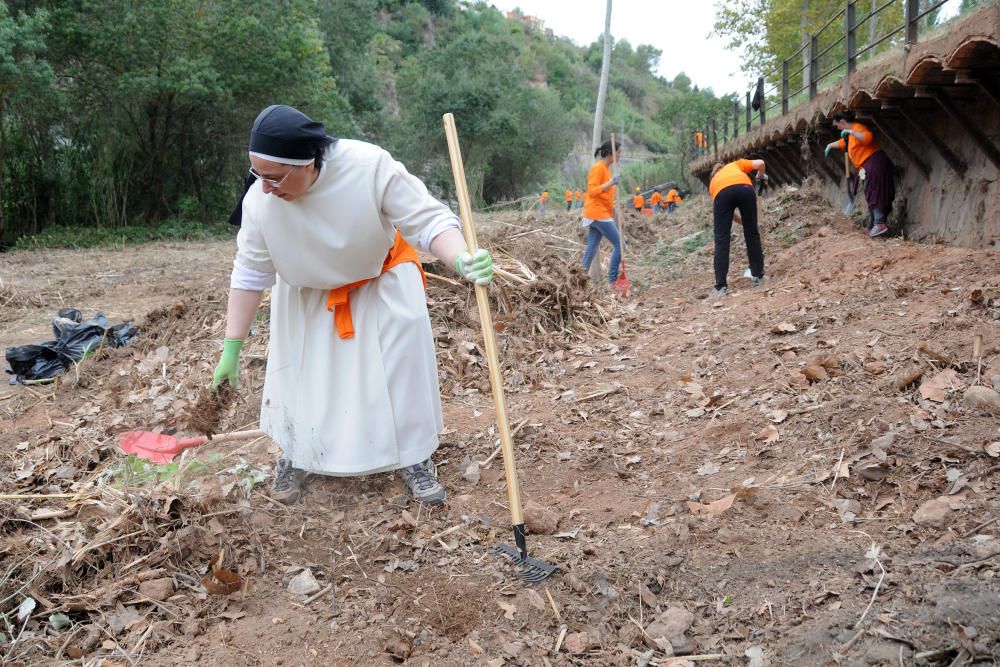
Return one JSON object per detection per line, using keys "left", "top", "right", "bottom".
{"left": 713, "top": 184, "right": 764, "bottom": 289}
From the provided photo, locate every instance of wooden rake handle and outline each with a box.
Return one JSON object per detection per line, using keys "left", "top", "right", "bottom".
{"left": 442, "top": 113, "right": 524, "bottom": 527}
{"left": 176, "top": 429, "right": 267, "bottom": 449}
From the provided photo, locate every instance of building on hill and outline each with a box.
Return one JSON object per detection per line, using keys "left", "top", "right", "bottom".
{"left": 505, "top": 10, "right": 545, "bottom": 34}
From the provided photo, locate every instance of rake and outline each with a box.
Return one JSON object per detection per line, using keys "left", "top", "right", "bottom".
{"left": 442, "top": 112, "right": 556, "bottom": 583}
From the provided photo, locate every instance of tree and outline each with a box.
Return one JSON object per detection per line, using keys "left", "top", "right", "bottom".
{"left": 0, "top": 4, "right": 54, "bottom": 240}
{"left": 394, "top": 25, "right": 572, "bottom": 201}
{"left": 672, "top": 72, "right": 692, "bottom": 93}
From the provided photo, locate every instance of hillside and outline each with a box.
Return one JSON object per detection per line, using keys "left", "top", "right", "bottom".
{"left": 0, "top": 0, "right": 732, "bottom": 246}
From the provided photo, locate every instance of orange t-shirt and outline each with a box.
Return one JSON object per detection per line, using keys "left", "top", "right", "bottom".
{"left": 649, "top": 191, "right": 663, "bottom": 205}
{"left": 565, "top": 189, "right": 572, "bottom": 202}
{"left": 633, "top": 194, "right": 645, "bottom": 208}
{"left": 667, "top": 189, "right": 680, "bottom": 203}
{"left": 835, "top": 122, "right": 880, "bottom": 170}
{"left": 709, "top": 159, "right": 755, "bottom": 200}
{"left": 584, "top": 160, "right": 615, "bottom": 220}
{"left": 574, "top": 190, "right": 582, "bottom": 200}
{"left": 540, "top": 191, "right": 549, "bottom": 203}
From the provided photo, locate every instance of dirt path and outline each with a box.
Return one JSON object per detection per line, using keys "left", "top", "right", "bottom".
{"left": 2, "top": 184, "right": 999, "bottom": 665}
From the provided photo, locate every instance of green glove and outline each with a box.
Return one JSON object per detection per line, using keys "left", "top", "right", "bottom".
{"left": 454, "top": 249, "right": 493, "bottom": 285}
{"left": 824, "top": 145, "right": 831, "bottom": 157}
{"left": 212, "top": 338, "right": 244, "bottom": 389}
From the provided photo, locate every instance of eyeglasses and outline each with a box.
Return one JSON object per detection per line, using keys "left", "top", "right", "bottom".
{"left": 249, "top": 165, "right": 297, "bottom": 187}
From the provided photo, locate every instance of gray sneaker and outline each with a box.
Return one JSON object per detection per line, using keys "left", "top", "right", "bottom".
{"left": 271, "top": 458, "right": 306, "bottom": 505}
{"left": 709, "top": 286, "right": 728, "bottom": 298}
{"left": 751, "top": 275, "right": 765, "bottom": 287}
{"left": 401, "top": 459, "right": 447, "bottom": 506}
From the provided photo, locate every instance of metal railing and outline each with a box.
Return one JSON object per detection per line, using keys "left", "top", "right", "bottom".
{"left": 693, "top": 0, "right": 969, "bottom": 160}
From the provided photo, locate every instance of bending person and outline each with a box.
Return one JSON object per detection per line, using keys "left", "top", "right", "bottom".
{"left": 581, "top": 139, "right": 623, "bottom": 285}
{"left": 708, "top": 158, "right": 767, "bottom": 296}
{"left": 825, "top": 111, "right": 895, "bottom": 237}
{"left": 213, "top": 105, "right": 493, "bottom": 506}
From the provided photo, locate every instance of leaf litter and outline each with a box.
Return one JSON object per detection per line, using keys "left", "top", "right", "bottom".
{"left": 2, "top": 182, "right": 1000, "bottom": 663}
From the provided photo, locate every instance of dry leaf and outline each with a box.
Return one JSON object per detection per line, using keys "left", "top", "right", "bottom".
{"left": 687, "top": 494, "right": 736, "bottom": 515}
{"left": 857, "top": 462, "right": 890, "bottom": 481}
{"left": 919, "top": 368, "right": 962, "bottom": 403}
{"left": 768, "top": 409, "right": 788, "bottom": 423}
{"left": 756, "top": 424, "right": 779, "bottom": 442}
{"left": 201, "top": 564, "right": 242, "bottom": 595}
{"left": 801, "top": 364, "right": 828, "bottom": 381}
{"left": 984, "top": 442, "right": 1000, "bottom": 458}
{"left": 525, "top": 589, "right": 547, "bottom": 611}
{"left": 496, "top": 599, "right": 517, "bottom": 620}
{"left": 770, "top": 322, "right": 797, "bottom": 334}
{"left": 696, "top": 461, "right": 720, "bottom": 476}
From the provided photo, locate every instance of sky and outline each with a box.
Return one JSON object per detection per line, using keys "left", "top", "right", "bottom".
{"left": 486, "top": 0, "right": 748, "bottom": 96}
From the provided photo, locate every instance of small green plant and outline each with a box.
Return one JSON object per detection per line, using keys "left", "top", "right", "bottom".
{"left": 230, "top": 462, "right": 269, "bottom": 494}
{"left": 114, "top": 451, "right": 226, "bottom": 488}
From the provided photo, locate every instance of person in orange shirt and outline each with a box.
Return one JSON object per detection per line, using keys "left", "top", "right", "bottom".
{"left": 666, "top": 188, "right": 681, "bottom": 214}
{"left": 539, "top": 190, "right": 549, "bottom": 220}
{"left": 581, "top": 139, "right": 623, "bottom": 284}
{"left": 825, "top": 111, "right": 895, "bottom": 237}
{"left": 632, "top": 188, "right": 645, "bottom": 213}
{"left": 649, "top": 190, "right": 664, "bottom": 213}
{"left": 574, "top": 189, "right": 582, "bottom": 209}
{"left": 565, "top": 188, "right": 573, "bottom": 211}
{"left": 708, "top": 158, "right": 767, "bottom": 296}
{"left": 695, "top": 131, "right": 706, "bottom": 155}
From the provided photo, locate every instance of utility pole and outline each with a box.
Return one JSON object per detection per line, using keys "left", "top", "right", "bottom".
{"left": 591, "top": 0, "right": 613, "bottom": 154}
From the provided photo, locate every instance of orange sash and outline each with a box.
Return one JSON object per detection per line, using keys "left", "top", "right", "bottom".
{"left": 325, "top": 231, "right": 426, "bottom": 340}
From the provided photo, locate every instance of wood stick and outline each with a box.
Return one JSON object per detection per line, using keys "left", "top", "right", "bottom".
{"left": 917, "top": 341, "right": 954, "bottom": 367}
{"left": 553, "top": 625, "right": 567, "bottom": 653}
{"left": 443, "top": 113, "right": 524, "bottom": 529}
{"left": 303, "top": 584, "right": 333, "bottom": 606}
{"left": 425, "top": 271, "right": 462, "bottom": 287}
{"left": 885, "top": 364, "right": 923, "bottom": 390}
{"left": 974, "top": 334, "right": 984, "bottom": 385}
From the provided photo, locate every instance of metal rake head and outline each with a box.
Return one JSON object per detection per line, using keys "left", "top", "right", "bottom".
{"left": 495, "top": 544, "right": 557, "bottom": 582}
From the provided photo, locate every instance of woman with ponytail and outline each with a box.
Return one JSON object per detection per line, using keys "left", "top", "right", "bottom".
{"left": 581, "top": 139, "right": 623, "bottom": 284}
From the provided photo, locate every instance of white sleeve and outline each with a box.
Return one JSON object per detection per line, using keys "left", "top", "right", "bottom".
{"left": 230, "top": 264, "right": 276, "bottom": 291}
{"left": 373, "top": 151, "right": 461, "bottom": 252}
{"left": 231, "top": 203, "right": 277, "bottom": 290}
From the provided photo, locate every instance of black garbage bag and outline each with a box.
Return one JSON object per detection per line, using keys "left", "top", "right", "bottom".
{"left": 5, "top": 308, "right": 139, "bottom": 383}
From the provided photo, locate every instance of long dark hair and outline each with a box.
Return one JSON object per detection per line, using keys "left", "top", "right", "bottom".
{"left": 832, "top": 110, "right": 855, "bottom": 123}
{"left": 594, "top": 139, "right": 622, "bottom": 159}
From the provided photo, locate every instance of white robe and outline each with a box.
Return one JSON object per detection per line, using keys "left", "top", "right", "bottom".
{"left": 230, "top": 140, "right": 459, "bottom": 475}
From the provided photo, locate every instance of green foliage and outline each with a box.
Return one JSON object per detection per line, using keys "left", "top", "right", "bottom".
{"left": 2, "top": 0, "right": 736, "bottom": 245}
{"left": 115, "top": 452, "right": 228, "bottom": 488}
{"left": 713, "top": 0, "right": 988, "bottom": 83}
{"left": 14, "top": 220, "right": 232, "bottom": 250}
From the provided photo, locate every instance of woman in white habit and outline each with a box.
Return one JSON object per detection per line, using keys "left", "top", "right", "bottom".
{"left": 213, "top": 105, "right": 493, "bottom": 505}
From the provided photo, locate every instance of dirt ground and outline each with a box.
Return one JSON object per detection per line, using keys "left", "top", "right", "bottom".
{"left": 2, "top": 180, "right": 1000, "bottom": 666}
